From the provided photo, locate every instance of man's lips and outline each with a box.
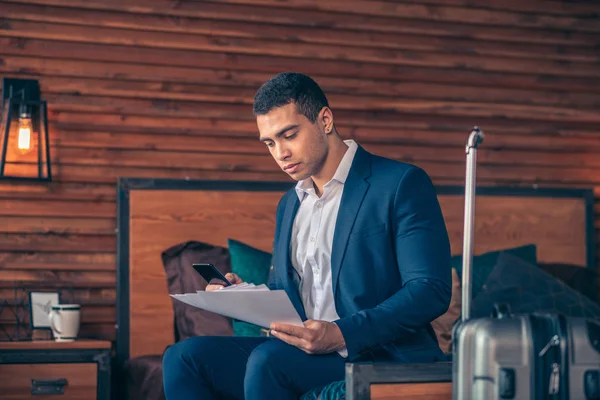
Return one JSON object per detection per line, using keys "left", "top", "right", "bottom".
{"left": 283, "top": 163, "right": 300, "bottom": 172}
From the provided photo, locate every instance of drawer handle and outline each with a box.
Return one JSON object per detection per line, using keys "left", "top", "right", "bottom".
{"left": 31, "top": 378, "right": 68, "bottom": 395}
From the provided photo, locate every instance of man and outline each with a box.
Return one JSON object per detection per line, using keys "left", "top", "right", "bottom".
{"left": 162, "top": 72, "right": 452, "bottom": 399}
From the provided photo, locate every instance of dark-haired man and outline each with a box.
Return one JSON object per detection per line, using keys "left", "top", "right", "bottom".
{"left": 162, "top": 72, "right": 452, "bottom": 400}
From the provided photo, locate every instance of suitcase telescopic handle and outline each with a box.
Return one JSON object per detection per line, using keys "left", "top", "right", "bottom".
{"left": 461, "top": 126, "right": 484, "bottom": 322}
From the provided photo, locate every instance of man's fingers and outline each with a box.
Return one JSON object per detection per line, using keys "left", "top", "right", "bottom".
{"left": 271, "top": 330, "right": 310, "bottom": 352}
{"left": 270, "top": 323, "right": 309, "bottom": 339}
{"left": 303, "top": 320, "right": 319, "bottom": 329}
{"left": 206, "top": 273, "right": 244, "bottom": 291}
{"left": 225, "top": 273, "right": 242, "bottom": 284}
{"left": 206, "top": 282, "right": 226, "bottom": 292}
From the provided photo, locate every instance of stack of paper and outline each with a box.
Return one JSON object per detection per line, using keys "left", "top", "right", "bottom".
{"left": 207, "top": 283, "right": 270, "bottom": 292}
{"left": 171, "top": 284, "right": 303, "bottom": 329}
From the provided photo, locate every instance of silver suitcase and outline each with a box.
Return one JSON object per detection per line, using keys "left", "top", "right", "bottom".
{"left": 452, "top": 128, "right": 600, "bottom": 400}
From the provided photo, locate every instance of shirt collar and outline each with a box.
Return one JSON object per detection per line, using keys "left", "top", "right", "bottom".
{"left": 295, "top": 139, "right": 358, "bottom": 199}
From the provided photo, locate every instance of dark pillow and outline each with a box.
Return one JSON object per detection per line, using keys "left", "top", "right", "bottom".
{"left": 227, "top": 238, "right": 273, "bottom": 337}
{"left": 452, "top": 244, "right": 537, "bottom": 299}
{"left": 124, "top": 355, "right": 165, "bottom": 400}
{"left": 162, "top": 241, "right": 233, "bottom": 341}
{"left": 471, "top": 252, "right": 600, "bottom": 320}
{"left": 537, "top": 262, "right": 598, "bottom": 304}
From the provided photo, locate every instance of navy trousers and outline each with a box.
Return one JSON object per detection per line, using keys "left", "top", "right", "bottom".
{"left": 162, "top": 336, "right": 346, "bottom": 400}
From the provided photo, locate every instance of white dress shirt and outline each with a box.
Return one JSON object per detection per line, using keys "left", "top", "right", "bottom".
{"left": 290, "top": 139, "right": 358, "bottom": 358}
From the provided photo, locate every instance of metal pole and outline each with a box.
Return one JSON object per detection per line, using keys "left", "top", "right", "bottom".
{"left": 461, "top": 126, "right": 484, "bottom": 322}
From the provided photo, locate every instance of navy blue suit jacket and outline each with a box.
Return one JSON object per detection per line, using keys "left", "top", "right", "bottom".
{"left": 269, "top": 145, "right": 452, "bottom": 363}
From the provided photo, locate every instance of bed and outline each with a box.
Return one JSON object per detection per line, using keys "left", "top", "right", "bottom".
{"left": 114, "top": 177, "right": 596, "bottom": 400}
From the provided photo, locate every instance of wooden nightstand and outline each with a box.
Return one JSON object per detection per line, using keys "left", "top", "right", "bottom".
{"left": 0, "top": 340, "right": 111, "bottom": 400}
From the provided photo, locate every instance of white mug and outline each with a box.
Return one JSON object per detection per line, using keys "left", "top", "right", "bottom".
{"left": 48, "top": 304, "right": 81, "bottom": 342}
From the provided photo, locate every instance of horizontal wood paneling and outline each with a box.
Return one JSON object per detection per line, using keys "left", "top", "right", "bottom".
{"left": 11, "top": 0, "right": 600, "bottom": 34}
{"left": 0, "top": 251, "right": 115, "bottom": 265}
{"left": 196, "top": 0, "right": 600, "bottom": 33}
{"left": 0, "top": 268, "right": 114, "bottom": 284}
{"left": 0, "top": 233, "right": 115, "bottom": 252}
{"left": 3, "top": 4, "right": 599, "bottom": 63}
{"left": 2, "top": 37, "right": 600, "bottom": 92}
{"left": 3, "top": 54, "right": 600, "bottom": 97}
{"left": 0, "top": 0, "right": 598, "bottom": 345}
{"left": 0, "top": 216, "right": 115, "bottom": 235}
{"left": 0, "top": 199, "right": 114, "bottom": 218}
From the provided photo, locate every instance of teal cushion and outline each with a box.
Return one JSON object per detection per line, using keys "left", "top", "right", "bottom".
{"left": 452, "top": 244, "right": 537, "bottom": 298}
{"left": 301, "top": 380, "right": 345, "bottom": 400}
{"left": 227, "top": 238, "right": 273, "bottom": 337}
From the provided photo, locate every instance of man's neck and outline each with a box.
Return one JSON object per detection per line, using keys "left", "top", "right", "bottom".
{"left": 311, "top": 139, "right": 349, "bottom": 197}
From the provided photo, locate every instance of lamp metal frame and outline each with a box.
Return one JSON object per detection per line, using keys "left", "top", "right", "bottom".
{"left": 0, "top": 78, "right": 52, "bottom": 182}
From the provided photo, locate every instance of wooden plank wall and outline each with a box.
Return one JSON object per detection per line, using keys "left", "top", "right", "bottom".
{"left": 0, "top": 0, "right": 598, "bottom": 342}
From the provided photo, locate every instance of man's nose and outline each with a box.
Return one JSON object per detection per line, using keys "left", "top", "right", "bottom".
{"left": 275, "top": 145, "right": 291, "bottom": 161}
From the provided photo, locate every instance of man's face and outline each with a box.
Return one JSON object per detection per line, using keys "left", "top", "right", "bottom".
{"left": 257, "top": 103, "right": 328, "bottom": 181}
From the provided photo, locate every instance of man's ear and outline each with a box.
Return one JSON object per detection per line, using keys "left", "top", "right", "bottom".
{"left": 319, "top": 107, "right": 334, "bottom": 134}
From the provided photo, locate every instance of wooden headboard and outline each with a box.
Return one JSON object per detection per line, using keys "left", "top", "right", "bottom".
{"left": 115, "top": 178, "right": 595, "bottom": 369}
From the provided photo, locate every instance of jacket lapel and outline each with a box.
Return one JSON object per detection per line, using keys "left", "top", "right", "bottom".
{"left": 331, "top": 146, "right": 372, "bottom": 297}
{"left": 277, "top": 193, "right": 307, "bottom": 321}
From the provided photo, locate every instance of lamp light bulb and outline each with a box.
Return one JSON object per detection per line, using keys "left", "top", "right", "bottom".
{"left": 17, "top": 115, "right": 32, "bottom": 151}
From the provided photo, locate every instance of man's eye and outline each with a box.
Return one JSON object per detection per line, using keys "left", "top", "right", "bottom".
{"left": 285, "top": 133, "right": 297, "bottom": 140}
{"left": 266, "top": 142, "right": 275, "bottom": 147}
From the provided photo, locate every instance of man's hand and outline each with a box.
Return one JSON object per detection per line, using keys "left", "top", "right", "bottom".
{"left": 206, "top": 273, "right": 243, "bottom": 292}
{"left": 270, "top": 320, "right": 346, "bottom": 355}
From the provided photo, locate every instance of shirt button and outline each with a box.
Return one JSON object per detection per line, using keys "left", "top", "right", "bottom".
{"left": 316, "top": 203, "right": 321, "bottom": 208}
{"left": 310, "top": 237, "right": 315, "bottom": 242}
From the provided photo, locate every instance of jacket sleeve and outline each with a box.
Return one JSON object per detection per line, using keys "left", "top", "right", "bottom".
{"left": 334, "top": 166, "right": 452, "bottom": 360}
{"left": 267, "top": 195, "right": 287, "bottom": 291}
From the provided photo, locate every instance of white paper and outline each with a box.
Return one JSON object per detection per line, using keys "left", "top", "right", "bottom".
{"left": 171, "top": 289, "right": 303, "bottom": 329}
{"left": 217, "top": 283, "right": 269, "bottom": 292}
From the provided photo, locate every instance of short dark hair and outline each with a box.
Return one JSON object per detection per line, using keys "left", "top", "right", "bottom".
{"left": 252, "top": 72, "right": 329, "bottom": 123}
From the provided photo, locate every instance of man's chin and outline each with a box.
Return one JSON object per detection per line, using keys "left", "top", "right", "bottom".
{"left": 287, "top": 171, "right": 311, "bottom": 181}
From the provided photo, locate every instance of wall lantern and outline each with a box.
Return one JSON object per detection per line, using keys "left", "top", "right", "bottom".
{"left": 0, "top": 78, "right": 52, "bottom": 181}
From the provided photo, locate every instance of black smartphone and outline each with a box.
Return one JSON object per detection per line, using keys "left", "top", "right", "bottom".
{"left": 192, "top": 263, "right": 232, "bottom": 287}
